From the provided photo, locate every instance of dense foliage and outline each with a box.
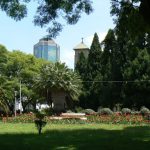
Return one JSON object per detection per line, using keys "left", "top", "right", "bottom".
{"left": 1, "top": 0, "right": 150, "bottom": 112}
{"left": 76, "top": 28, "right": 150, "bottom": 110}
{"left": 1, "top": 1, "right": 150, "bottom": 37}
{"left": 0, "top": 0, "right": 93, "bottom": 37}
{"left": 35, "top": 62, "right": 82, "bottom": 107}
{"left": 0, "top": 45, "right": 81, "bottom": 114}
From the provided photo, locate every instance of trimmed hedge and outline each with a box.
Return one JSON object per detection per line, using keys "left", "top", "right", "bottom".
{"left": 98, "top": 108, "right": 113, "bottom": 115}
{"left": 122, "top": 108, "right": 131, "bottom": 115}
{"left": 140, "top": 107, "right": 150, "bottom": 116}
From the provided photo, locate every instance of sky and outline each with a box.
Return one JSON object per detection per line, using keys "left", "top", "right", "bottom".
{"left": 0, "top": 0, "right": 115, "bottom": 69}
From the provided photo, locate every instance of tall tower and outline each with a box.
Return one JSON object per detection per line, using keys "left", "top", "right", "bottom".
{"left": 34, "top": 36, "right": 60, "bottom": 63}
{"left": 73, "top": 39, "right": 89, "bottom": 67}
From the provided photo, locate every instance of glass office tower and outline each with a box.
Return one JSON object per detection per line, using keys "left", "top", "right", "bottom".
{"left": 34, "top": 37, "right": 60, "bottom": 63}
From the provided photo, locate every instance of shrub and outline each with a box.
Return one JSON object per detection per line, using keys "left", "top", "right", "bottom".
{"left": 35, "top": 112, "right": 45, "bottom": 120}
{"left": 75, "top": 107, "right": 84, "bottom": 113}
{"left": 131, "top": 111, "right": 140, "bottom": 115}
{"left": 145, "top": 114, "right": 150, "bottom": 121}
{"left": 98, "top": 108, "right": 113, "bottom": 115}
{"left": 40, "top": 108, "right": 54, "bottom": 116}
{"left": 66, "top": 110, "right": 74, "bottom": 113}
{"left": 121, "top": 108, "right": 131, "bottom": 115}
{"left": 140, "top": 106, "right": 150, "bottom": 116}
{"left": 35, "top": 112, "right": 47, "bottom": 134}
{"left": 82, "top": 109, "right": 96, "bottom": 115}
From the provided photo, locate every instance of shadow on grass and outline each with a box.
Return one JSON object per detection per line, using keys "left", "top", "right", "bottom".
{"left": 0, "top": 126, "right": 150, "bottom": 150}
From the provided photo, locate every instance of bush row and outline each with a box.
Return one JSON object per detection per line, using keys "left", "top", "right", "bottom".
{"left": 1, "top": 107, "right": 150, "bottom": 124}
{"left": 73, "top": 106, "right": 150, "bottom": 116}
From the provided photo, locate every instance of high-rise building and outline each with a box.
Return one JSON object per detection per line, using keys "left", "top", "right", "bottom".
{"left": 34, "top": 36, "right": 60, "bottom": 63}
{"left": 73, "top": 39, "right": 89, "bottom": 68}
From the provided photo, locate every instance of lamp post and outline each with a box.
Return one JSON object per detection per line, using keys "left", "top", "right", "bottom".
{"left": 14, "top": 91, "right": 17, "bottom": 117}
{"left": 20, "top": 80, "right": 22, "bottom": 114}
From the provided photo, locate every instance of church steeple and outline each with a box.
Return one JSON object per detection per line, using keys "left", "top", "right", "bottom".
{"left": 81, "top": 37, "right": 84, "bottom": 43}
{"left": 73, "top": 39, "right": 89, "bottom": 68}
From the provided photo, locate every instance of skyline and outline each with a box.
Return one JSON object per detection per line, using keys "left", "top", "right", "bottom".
{"left": 0, "top": 0, "right": 114, "bottom": 68}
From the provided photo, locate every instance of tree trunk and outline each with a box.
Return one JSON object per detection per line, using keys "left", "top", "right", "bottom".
{"left": 52, "top": 90, "right": 66, "bottom": 113}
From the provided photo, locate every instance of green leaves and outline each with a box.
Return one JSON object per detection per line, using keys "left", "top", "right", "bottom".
{"left": 0, "top": 83, "right": 9, "bottom": 113}
{"left": 88, "top": 33, "right": 102, "bottom": 79}
{"left": 0, "top": 45, "right": 8, "bottom": 75}
{"left": 0, "top": 0, "right": 29, "bottom": 21}
{"left": 0, "top": 47, "right": 48, "bottom": 112}
{"left": 75, "top": 52, "right": 87, "bottom": 81}
{"left": 36, "top": 62, "right": 82, "bottom": 101}
{"left": 111, "top": 0, "right": 150, "bottom": 39}
{"left": 0, "top": 0, "right": 92, "bottom": 37}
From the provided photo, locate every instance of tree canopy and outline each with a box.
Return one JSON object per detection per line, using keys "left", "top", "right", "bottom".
{"left": 0, "top": 0, "right": 93, "bottom": 37}
{"left": 36, "top": 62, "right": 82, "bottom": 102}
{"left": 1, "top": 0, "right": 150, "bottom": 37}
{"left": 111, "top": 0, "right": 150, "bottom": 37}
{"left": 0, "top": 45, "right": 82, "bottom": 113}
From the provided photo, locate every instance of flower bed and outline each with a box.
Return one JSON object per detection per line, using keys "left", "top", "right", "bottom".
{"left": 1, "top": 113, "right": 150, "bottom": 125}
{"left": 2, "top": 113, "right": 36, "bottom": 123}
{"left": 2, "top": 113, "right": 86, "bottom": 124}
{"left": 87, "top": 114, "right": 148, "bottom": 125}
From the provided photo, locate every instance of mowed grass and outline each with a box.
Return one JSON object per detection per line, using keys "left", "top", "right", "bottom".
{"left": 0, "top": 123, "right": 150, "bottom": 150}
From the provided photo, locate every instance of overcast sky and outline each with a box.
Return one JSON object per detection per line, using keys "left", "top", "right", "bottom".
{"left": 0, "top": 0, "right": 114, "bottom": 69}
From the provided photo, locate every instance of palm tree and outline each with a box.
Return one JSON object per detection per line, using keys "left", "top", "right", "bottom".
{"left": 35, "top": 62, "right": 82, "bottom": 112}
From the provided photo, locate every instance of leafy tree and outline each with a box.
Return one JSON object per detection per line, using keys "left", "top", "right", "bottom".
{"left": 0, "top": 45, "right": 8, "bottom": 75}
{"left": 145, "top": 32, "right": 150, "bottom": 52}
{"left": 0, "top": 0, "right": 93, "bottom": 37}
{"left": 111, "top": 0, "right": 150, "bottom": 39}
{"left": 0, "top": 0, "right": 30, "bottom": 21}
{"left": 75, "top": 52, "right": 88, "bottom": 109}
{"left": 110, "top": 1, "right": 139, "bottom": 105}
{"left": 0, "top": 77, "right": 9, "bottom": 113}
{"left": 0, "top": 45, "right": 9, "bottom": 112}
{"left": 75, "top": 52, "right": 87, "bottom": 81}
{"left": 35, "top": 62, "right": 82, "bottom": 111}
{"left": 99, "top": 29, "right": 118, "bottom": 107}
{"left": 0, "top": 49, "right": 47, "bottom": 113}
{"left": 18, "top": 55, "right": 46, "bottom": 111}
{"left": 138, "top": 0, "right": 150, "bottom": 25}
{"left": 88, "top": 33, "right": 102, "bottom": 80}
{"left": 101, "top": 29, "right": 115, "bottom": 79}
{"left": 1, "top": 1, "right": 150, "bottom": 37}
{"left": 110, "top": 0, "right": 150, "bottom": 107}
{"left": 123, "top": 48, "right": 150, "bottom": 108}
{"left": 89, "top": 29, "right": 122, "bottom": 108}
{"left": 83, "top": 33, "right": 102, "bottom": 110}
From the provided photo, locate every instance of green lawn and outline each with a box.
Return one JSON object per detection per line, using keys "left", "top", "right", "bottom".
{"left": 0, "top": 123, "right": 150, "bottom": 150}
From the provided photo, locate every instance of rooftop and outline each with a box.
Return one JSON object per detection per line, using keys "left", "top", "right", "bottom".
{"left": 74, "top": 39, "right": 89, "bottom": 50}
{"left": 39, "top": 36, "right": 57, "bottom": 45}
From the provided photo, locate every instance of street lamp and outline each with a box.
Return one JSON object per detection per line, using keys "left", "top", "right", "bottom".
{"left": 20, "top": 80, "right": 22, "bottom": 114}
{"left": 14, "top": 91, "right": 17, "bottom": 117}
